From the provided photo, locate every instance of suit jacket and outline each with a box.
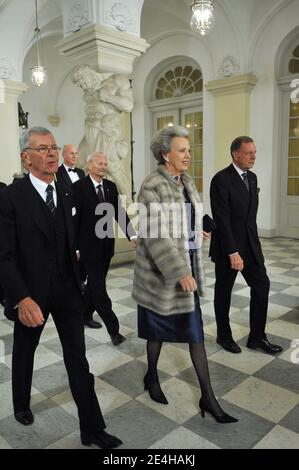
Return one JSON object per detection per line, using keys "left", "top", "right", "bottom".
{"left": 209, "top": 164, "right": 264, "bottom": 266}
{"left": 73, "top": 176, "right": 135, "bottom": 264}
{"left": 0, "top": 176, "right": 82, "bottom": 320}
{"left": 0, "top": 182, "right": 6, "bottom": 191}
{"left": 56, "top": 164, "right": 85, "bottom": 188}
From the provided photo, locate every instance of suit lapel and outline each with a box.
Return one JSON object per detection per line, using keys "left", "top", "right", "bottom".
{"left": 20, "top": 177, "right": 54, "bottom": 245}
{"left": 85, "top": 175, "right": 99, "bottom": 204}
{"left": 102, "top": 179, "right": 112, "bottom": 202}
{"left": 229, "top": 164, "right": 250, "bottom": 202}
{"left": 61, "top": 165, "right": 72, "bottom": 186}
{"left": 56, "top": 182, "right": 74, "bottom": 245}
{"left": 247, "top": 171, "right": 258, "bottom": 214}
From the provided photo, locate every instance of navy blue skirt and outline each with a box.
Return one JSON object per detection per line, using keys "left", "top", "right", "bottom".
{"left": 137, "top": 295, "right": 204, "bottom": 343}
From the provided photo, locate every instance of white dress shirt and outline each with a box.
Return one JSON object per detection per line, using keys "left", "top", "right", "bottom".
{"left": 232, "top": 162, "right": 247, "bottom": 180}
{"left": 29, "top": 173, "right": 57, "bottom": 207}
{"left": 64, "top": 164, "right": 80, "bottom": 184}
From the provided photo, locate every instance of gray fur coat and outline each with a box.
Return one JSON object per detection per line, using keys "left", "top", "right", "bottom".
{"left": 132, "top": 165, "right": 206, "bottom": 316}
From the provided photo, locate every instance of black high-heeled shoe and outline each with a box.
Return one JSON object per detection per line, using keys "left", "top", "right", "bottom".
{"left": 144, "top": 374, "right": 168, "bottom": 405}
{"left": 199, "top": 398, "right": 238, "bottom": 423}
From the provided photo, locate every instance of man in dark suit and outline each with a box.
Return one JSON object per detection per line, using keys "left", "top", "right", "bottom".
{"left": 55, "top": 144, "right": 97, "bottom": 326}
{"left": 0, "top": 127, "right": 122, "bottom": 449}
{"left": 56, "top": 144, "right": 85, "bottom": 188}
{"left": 73, "top": 152, "right": 137, "bottom": 345}
{"left": 210, "top": 136, "right": 282, "bottom": 355}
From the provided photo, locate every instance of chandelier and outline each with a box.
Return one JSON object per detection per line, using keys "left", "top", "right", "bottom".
{"left": 30, "top": 0, "right": 47, "bottom": 86}
{"left": 189, "top": 0, "right": 215, "bottom": 36}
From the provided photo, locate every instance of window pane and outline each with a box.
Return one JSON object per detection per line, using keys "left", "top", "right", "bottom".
{"left": 288, "top": 178, "right": 299, "bottom": 196}
{"left": 183, "top": 66, "right": 192, "bottom": 77}
{"left": 289, "top": 118, "right": 299, "bottom": 137}
{"left": 174, "top": 66, "right": 183, "bottom": 77}
{"left": 290, "top": 102, "right": 299, "bottom": 117}
{"left": 195, "top": 162, "right": 203, "bottom": 178}
{"left": 289, "top": 139, "right": 299, "bottom": 156}
{"left": 195, "top": 178, "right": 203, "bottom": 194}
{"left": 157, "top": 115, "right": 174, "bottom": 130}
{"left": 288, "top": 158, "right": 299, "bottom": 177}
{"left": 289, "top": 59, "right": 299, "bottom": 74}
{"left": 193, "top": 145, "right": 202, "bottom": 160}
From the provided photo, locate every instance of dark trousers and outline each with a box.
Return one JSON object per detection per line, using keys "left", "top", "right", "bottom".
{"left": 214, "top": 260, "right": 270, "bottom": 341}
{"left": 12, "top": 277, "right": 105, "bottom": 434}
{"left": 83, "top": 259, "right": 119, "bottom": 335}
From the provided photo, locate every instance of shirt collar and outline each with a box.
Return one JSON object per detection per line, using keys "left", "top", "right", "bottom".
{"left": 232, "top": 162, "right": 247, "bottom": 177}
{"left": 89, "top": 174, "right": 103, "bottom": 189}
{"left": 63, "top": 163, "right": 75, "bottom": 171}
{"left": 29, "top": 173, "right": 55, "bottom": 192}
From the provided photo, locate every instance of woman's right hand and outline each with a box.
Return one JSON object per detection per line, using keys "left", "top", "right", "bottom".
{"left": 179, "top": 274, "right": 197, "bottom": 292}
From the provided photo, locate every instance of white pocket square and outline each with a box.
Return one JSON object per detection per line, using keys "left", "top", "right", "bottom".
{"left": 72, "top": 207, "right": 76, "bottom": 216}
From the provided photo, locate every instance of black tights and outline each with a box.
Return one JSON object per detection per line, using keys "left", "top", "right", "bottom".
{"left": 146, "top": 340, "right": 223, "bottom": 416}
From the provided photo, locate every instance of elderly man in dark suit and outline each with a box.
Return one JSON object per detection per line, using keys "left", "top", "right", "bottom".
{"left": 73, "top": 152, "right": 137, "bottom": 345}
{"left": 210, "top": 136, "right": 282, "bottom": 355}
{"left": 56, "top": 144, "right": 85, "bottom": 188}
{"left": 0, "top": 127, "right": 122, "bottom": 449}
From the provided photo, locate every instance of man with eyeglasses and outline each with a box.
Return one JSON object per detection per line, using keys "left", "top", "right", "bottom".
{"left": 56, "top": 144, "right": 85, "bottom": 188}
{"left": 0, "top": 127, "right": 122, "bottom": 449}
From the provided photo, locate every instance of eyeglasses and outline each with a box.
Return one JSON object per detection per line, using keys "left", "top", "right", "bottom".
{"left": 25, "top": 145, "right": 61, "bottom": 154}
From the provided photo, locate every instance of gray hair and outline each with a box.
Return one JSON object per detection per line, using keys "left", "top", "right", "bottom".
{"left": 19, "top": 127, "right": 52, "bottom": 152}
{"left": 150, "top": 125, "right": 189, "bottom": 164}
{"left": 86, "top": 152, "right": 107, "bottom": 163}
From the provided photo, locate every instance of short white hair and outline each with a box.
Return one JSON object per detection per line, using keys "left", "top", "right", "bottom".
{"left": 86, "top": 152, "right": 107, "bottom": 163}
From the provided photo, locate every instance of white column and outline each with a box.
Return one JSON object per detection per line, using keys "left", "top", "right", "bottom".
{"left": 0, "top": 80, "right": 28, "bottom": 184}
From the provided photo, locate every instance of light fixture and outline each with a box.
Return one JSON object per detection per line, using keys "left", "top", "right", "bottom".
{"left": 30, "top": 0, "right": 47, "bottom": 86}
{"left": 189, "top": 0, "right": 215, "bottom": 36}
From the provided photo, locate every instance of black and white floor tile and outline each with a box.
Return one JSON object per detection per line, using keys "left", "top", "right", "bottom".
{"left": 0, "top": 238, "right": 298, "bottom": 449}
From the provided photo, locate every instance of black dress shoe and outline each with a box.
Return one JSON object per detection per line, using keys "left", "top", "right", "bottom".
{"left": 81, "top": 430, "right": 122, "bottom": 449}
{"left": 110, "top": 332, "right": 126, "bottom": 346}
{"left": 216, "top": 337, "right": 241, "bottom": 353}
{"left": 84, "top": 320, "right": 102, "bottom": 329}
{"left": 144, "top": 373, "right": 168, "bottom": 405}
{"left": 247, "top": 338, "right": 283, "bottom": 354}
{"left": 14, "top": 410, "right": 34, "bottom": 425}
{"left": 199, "top": 398, "right": 238, "bottom": 423}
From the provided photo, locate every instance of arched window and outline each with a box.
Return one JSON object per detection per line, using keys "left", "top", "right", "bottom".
{"left": 155, "top": 66, "right": 203, "bottom": 99}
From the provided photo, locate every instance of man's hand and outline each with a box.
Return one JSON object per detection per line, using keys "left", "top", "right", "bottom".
{"left": 18, "top": 297, "right": 45, "bottom": 327}
{"left": 179, "top": 274, "right": 197, "bottom": 292}
{"left": 202, "top": 231, "right": 211, "bottom": 240}
{"left": 229, "top": 252, "right": 244, "bottom": 271}
{"left": 130, "top": 238, "right": 137, "bottom": 249}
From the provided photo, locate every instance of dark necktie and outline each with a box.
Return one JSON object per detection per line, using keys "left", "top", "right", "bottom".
{"left": 68, "top": 168, "right": 77, "bottom": 173}
{"left": 241, "top": 172, "right": 249, "bottom": 191}
{"left": 96, "top": 184, "right": 105, "bottom": 202}
{"left": 46, "top": 185, "right": 56, "bottom": 215}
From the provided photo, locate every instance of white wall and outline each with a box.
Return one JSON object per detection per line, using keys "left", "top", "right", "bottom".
{"left": 250, "top": 0, "right": 299, "bottom": 235}
{"left": 20, "top": 34, "right": 85, "bottom": 162}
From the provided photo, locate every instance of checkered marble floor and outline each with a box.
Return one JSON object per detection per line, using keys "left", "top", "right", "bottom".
{"left": 0, "top": 238, "right": 298, "bottom": 449}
